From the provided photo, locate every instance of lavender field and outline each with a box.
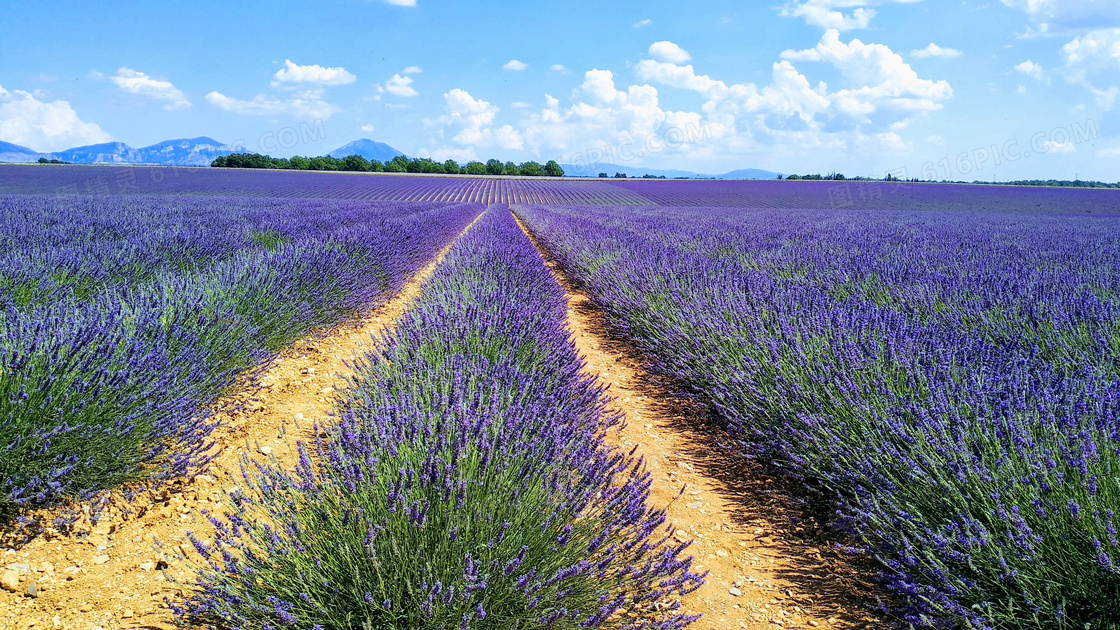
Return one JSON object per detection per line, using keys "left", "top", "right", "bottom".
{"left": 2, "top": 165, "right": 1119, "bottom": 629}
{"left": 516, "top": 193, "right": 1120, "bottom": 628}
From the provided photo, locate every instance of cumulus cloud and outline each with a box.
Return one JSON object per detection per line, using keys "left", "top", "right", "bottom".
{"left": 1000, "top": 0, "right": 1120, "bottom": 32}
{"left": 111, "top": 68, "right": 191, "bottom": 110}
{"left": 424, "top": 27, "right": 949, "bottom": 172}
{"left": 1061, "top": 29, "right": 1120, "bottom": 107}
{"left": 206, "top": 89, "right": 341, "bottom": 119}
{"left": 426, "top": 88, "right": 523, "bottom": 151}
{"left": 0, "top": 85, "right": 111, "bottom": 151}
{"left": 1015, "top": 60, "right": 1044, "bottom": 79}
{"left": 781, "top": 29, "right": 952, "bottom": 114}
{"left": 271, "top": 60, "right": 356, "bottom": 87}
{"left": 648, "top": 41, "right": 692, "bottom": 64}
{"left": 383, "top": 73, "right": 418, "bottom": 97}
{"left": 402, "top": 66, "right": 423, "bottom": 74}
{"left": 503, "top": 59, "right": 528, "bottom": 71}
{"left": 911, "top": 43, "right": 962, "bottom": 59}
{"left": 1061, "top": 29, "right": 1120, "bottom": 69}
{"left": 779, "top": 0, "right": 921, "bottom": 31}
{"left": 633, "top": 18, "right": 653, "bottom": 29}
{"left": 360, "top": 124, "right": 375, "bottom": 133}
{"left": 551, "top": 64, "right": 569, "bottom": 74}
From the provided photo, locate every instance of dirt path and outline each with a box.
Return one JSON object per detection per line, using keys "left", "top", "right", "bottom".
{"left": 0, "top": 211, "right": 484, "bottom": 630}
{"left": 513, "top": 211, "right": 886, "bottom": 630}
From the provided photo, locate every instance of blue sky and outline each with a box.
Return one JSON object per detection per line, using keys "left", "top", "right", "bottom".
{"left": 1, "top": 0, "right": 1119, "bottom": 179}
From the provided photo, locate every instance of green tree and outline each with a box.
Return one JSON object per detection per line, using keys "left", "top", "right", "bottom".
{"left": 502, "top": 161, "right": 518, "bottom": 176}
{"left": 519, "top": 161, "right": 544, "bottom": 177}
{"left": 442, "top": 159, "right": 461, "bottom": 174}
{"left": 368, "top": 160, "right": 384, "bottom": 172}
{"left": 543, "top": 160, "right": 564, "bottom": 177}
{"left": 343, "top": 155, "right": 372, "bottom": 172}
{"left": 386, "top": 155, "right": 410, "bottom": 172}
{"left": 465, "top": 161, "right": 487, "bottom": 175}
{"left": 485, "top": 159, "right": 504, "bottom": 175}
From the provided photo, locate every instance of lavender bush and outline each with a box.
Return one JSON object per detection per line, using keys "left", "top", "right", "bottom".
{"left": 0, "top": 191, "right": 479, "bottom": 523}
{"left": 516, "top": 200, "right": 1120, "bottom": 629}
{"left": 180, "top": 208, "right": 703, "bottom": 629}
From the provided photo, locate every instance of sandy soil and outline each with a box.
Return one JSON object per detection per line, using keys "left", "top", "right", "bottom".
{"left": 0, "top": 212, "right": 483, "bottom": 630}
{"left": 514, "top": 212, "right": 889, "bottom": 630}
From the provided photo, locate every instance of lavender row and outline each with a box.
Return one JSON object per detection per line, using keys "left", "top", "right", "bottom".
{"left": 515, "top": 203, "right": 1120, "bottom": 629}
{"left": 0, "top": 194, "right": 451, "bottom": 309}
{"left": 0, "top": 194, "right": 479, "bottom": 526}
{"left": 180, "top": 208, "right": 703, "bottom": 629}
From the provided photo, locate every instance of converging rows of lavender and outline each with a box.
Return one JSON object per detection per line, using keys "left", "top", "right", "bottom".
{"left": 515, "top": 197, "right": 1120, "bottom": 629}
{"left": 2, "top": 165, "right": 1118, "bottom": 629}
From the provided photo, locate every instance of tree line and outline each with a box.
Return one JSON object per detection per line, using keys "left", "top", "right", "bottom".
{"left": 211, "top": 153, "right": 565, "bottom": 177}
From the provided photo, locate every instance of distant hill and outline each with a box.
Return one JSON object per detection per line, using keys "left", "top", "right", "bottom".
{"left": 53, "top": 142, "right": 143, "bottom": 164}
{"left": 720, "top": 168, "right": 783, "bottom": 180}
{"left": 328, "top": 139, "right": 406, "bottom": 162}
{"left": 560, "top": 163, "right": 780, "bottom": 180}
{"left": 135, "top": 137, "right": 249, "bottom": 166}
{"left": 0, "top": 137, "right": 248, "bottom": 166}
{"left": 0, "top": 141, "right": 43, "bottom": 163}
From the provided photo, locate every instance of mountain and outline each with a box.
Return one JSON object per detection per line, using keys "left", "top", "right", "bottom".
{"left": 720, "top": 168, "right": 782, "bottom": 180}
{"left": 53, "top": 142, "right": 142, "bottom": 164}
{"left": 136, "top": 136, "right": 249, "bottom": 166}
{"left": 0, "top": 137, "right": 248, "bottom": 166}
{"left": 328, "top": 139, "right": 405, "bottom": 162}
{"left": 0, "top": 141, "right": 44, "bottom": 163}
{"left": 560, "top": 163, "right": 781, "bottom": 180}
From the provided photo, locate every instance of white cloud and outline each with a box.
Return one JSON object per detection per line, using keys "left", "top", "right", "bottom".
{"left": 0, "top": 85, "right": 111, "bottom": 151}
{"left": 1061, "top": 29, "right": 1120, "bottom": 69}
{"left": 206, "top": 90, "right": 341, "bottom": 119}
{"left": 1097, "top": 147, "right": 1120, "bottom": 158}
{"left": 649, "top": 41, "right": 692, "bottom": 64}
{"left": 781, "top": 2, "right": 876, "bottom": 30}
{"left": 551, "top": 64, "right": 569, "bottom": 74}
{"left": 1015, "top": 60, "right": 1044, "bottom": 79}
{"left": 383, "top": 73, "right": 419, "bottom": 97}
{"left": 503, "top": 59, "right": 528, "bottom": 71}
{"left": 911, "top": 43, "right": 962, "bottom": 59}
{"left": 428, "top": 146, "right": 478, "bottom": 162}
{"left": 110, "top": 68, "right": 191, "bottom": 110}
{"left": 402, "top": 66, "right": 423, "bottom": 74}
{"left": 360, "top": 124, "right": 375, "bottom": 133}
{"left": 384, "top": 0, "right": 417, "bottom": 6}
{"left": 271, "top": 60, "right": 356, "bottom": 87}
{"left": 1061, "top": 29, "right": 1120, "bottom": 107}
{"left": 633, "top": 18, "right": 652, "bottom": 28}
{"left": 426, "top": 88, "right": 523, "bottom": 151}
{"left": 1000, "top": 0, "right": 1120, "bottom": 31}
{"left": 1039, "top": 139, "right": 1076, "bottom": 153}
{"left": 779, "top": 0, "right": 922, "bottom": 31}
{"left": 422, "top": 27, "right": 949, "bottom": 173}
{"left": 781, "top": 30, "right": 952, "bottom": 114}
{"left": 511, "top": 101, "right": 532, "bottom": 109}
